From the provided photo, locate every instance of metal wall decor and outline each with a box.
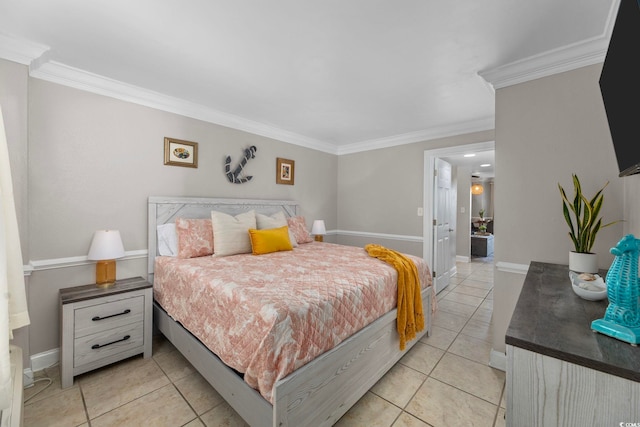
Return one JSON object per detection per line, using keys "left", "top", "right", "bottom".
{"left": 225, "top": 146, "right": 257, "bottom": 184}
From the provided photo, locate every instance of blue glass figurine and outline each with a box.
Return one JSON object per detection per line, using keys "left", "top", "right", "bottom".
{"left": 591, "top": 234, "right": 640, "bottom": 345}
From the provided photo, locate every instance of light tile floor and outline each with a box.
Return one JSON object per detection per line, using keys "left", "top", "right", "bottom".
{"left": 23, "top": 256, "right": 504, "bottom": 427}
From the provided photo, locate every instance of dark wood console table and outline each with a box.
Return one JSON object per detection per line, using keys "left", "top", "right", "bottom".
{"left": 505, "top": 261, "right": 640, "bottom": 425}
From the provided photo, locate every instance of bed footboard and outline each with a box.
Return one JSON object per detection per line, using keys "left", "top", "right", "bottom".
{"left": 273, "top": 287, "right": 432, "bottom": 426}
{"left": 154, "top": 287, "right": 432, "bottom": 427}
{"left": 154, "top": 303, "right": 273, "bottom": 426}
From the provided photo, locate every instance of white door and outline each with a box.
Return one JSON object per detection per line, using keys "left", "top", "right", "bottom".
{"left": 433, "top": 158, "right": 455, "bottom": 294}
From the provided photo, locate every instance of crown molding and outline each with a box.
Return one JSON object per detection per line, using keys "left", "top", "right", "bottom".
{"left": 28, "top": 61, "right": 338, "bottom": 155}
{"left": 479, "top": 0, "right": 619, "bottom": 89}
{"left": 424, "top": 140, "right": 495, "bottom": 157}
{"left": 336, "top": 116, "right": 495, "bottom": 155}
{"left": 478, "top": 37, "right": 608, "bottom": 90}
{"left": 0, "top": 32, "right": 48, "bottom": 65}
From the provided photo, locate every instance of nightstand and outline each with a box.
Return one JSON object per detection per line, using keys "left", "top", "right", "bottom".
{"left": 59, "top": 277, "right": 153, "bottom": 388}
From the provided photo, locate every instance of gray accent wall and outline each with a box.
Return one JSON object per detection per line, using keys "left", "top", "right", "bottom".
{"left": 624, "top": 175, "right": 640, "bottom": 237}
{"left": 6, "top": 53, "right": 637, "bottom": 373}
{"left": 336, "top": 130, "right": 495, "bottom": 257}
{"left": 2, "top": 59, "right": 338, "bottom": 356}
{"left": 471, "top": 179, "right": 493, "bottom": 219}
{"left": 456, "top": 166, "right": 472, "bottom": 260}
{"left": 492, "top": 63, "right": 626, "bottom": 355}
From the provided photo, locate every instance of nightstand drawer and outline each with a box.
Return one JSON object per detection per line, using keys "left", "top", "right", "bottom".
{"left": 74, "top": 322, "right": 144, "bottom": 368}
{"left": 74, "top": 295, "right": 144, "bottom": 338}
{"left": 60, "top": 278, "right": 152, "bottom": 388}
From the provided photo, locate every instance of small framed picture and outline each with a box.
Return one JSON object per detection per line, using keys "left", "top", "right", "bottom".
{"left": 276, "top": 157, "right": 295, "bottom": 185}
{"left": 164, "top": 137, "right": 198, "bottom": 168}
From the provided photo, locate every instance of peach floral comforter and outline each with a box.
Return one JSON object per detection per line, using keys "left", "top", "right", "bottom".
{"left": 153, "top": 242, "right": 432, "bottom": 402}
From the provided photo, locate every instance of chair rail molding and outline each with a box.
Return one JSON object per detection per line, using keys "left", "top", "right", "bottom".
{"left": 26, "top": 250, "right": 148, "bottom": 273}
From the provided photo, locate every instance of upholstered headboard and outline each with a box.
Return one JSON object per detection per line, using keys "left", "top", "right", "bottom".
{"left": 147, "top": 196, "right": 298, "bottom": 282}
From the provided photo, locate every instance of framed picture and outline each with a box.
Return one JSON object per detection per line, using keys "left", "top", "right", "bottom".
{"left": 276, "top": 157, "right": 295, "bottom": 185}
{"left": 164, "top": 137, "right": 198, "bottom": 168}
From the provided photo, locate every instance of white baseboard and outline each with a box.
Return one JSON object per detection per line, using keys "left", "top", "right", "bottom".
{"left": 30, "top": 347, "right": 60, "bottom": 373}
{"left": 489, "top": 348, "right": 506, "bottom": 371}
{"left": 456, "top": 255, "right": 470, "bottom": 263}
{"left": 23, "top": 368, "right": 34, "bottom": 388}
{"left": 495, "top": 261, "right": 530, "bottom": 275}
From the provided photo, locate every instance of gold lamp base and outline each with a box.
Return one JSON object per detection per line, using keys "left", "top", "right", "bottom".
{"left": 314, "top": 235, "right": 323, "bottom": 242}
{"left": 95, "top": 260, "right": 117, "bottom": 288}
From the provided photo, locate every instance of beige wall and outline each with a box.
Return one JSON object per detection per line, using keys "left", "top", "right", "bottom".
{"left": 492, "top": 63, "right": 626, "bottom": 355}
{"left": 471, "top": 179, "right": 492, "bottom": 219}
{"left": 623, "top": 174, "right": 640, "bottom": 237}
{"left": 7, "top": 53, "right": 633, "bottom": 369}
{"left": 27, "top": 79, "right": 337, "bottom": 260}
{"left": 336, "top": 130, "right": 494, "bottom": 257}
{"left": 2, "top": 59, "right": 338, "bottom": 357}
{"left": 456, "top": 166, "right": 472, "bottom": 260}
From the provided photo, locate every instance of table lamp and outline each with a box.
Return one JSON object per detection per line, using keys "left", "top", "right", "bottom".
{"left": 87, "top": 230, "right": 125, "bottom": 287}
{"left": 311, "top": 220, "right": 326, "bottom": 242}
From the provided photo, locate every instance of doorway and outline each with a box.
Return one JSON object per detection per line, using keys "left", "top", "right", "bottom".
{"left": 423, "top": 141, "right": 495, "bottom": 293}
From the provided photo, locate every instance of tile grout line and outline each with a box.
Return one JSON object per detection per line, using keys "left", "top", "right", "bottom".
{"left": 78, "top": 382, "right": 91, "bottom": 427}
{"left": 370, "top": 260, "right": 499, "bottom": 427}
{"left": 79, "top": 356, "right": 186, "bottom": 425}
{"left": 25, "top": 260, "right": 496, "bottom": 427}
{"left": 429, "top": 261, "right": 504, "bottom": 421}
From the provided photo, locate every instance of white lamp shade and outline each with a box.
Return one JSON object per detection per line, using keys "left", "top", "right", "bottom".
{"left": 88, "top": 230, "right": 125, "bottom": 260}
{"left": 311, "top": 220, "right": 326, "bottom": 235}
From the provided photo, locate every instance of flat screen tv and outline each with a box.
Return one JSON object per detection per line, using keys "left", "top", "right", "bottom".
{"left": 599, "top": 0, "right": 640, "bottom": 177}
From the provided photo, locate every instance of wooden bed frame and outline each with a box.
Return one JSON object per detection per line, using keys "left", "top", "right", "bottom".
{"left": 148, "top": 196, "right": 432, "bottom": 426}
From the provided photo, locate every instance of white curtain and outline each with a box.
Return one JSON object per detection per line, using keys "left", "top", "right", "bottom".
{"left": 0, "top": 106, "right": 30, "bottom": 411}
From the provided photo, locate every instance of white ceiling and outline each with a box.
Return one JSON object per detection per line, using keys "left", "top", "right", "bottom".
{"left": 441, "top": 150, "right": 496, "bottom": 179}
{"left": 0, "top": 0, "right": 618, "bottom": 154}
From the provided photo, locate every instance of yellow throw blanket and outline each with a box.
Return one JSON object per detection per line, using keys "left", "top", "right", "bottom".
{"left": 365, "top": 244, "right": 424, "bottom": 350}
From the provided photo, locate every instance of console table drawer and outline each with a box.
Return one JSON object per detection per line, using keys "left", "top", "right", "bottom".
{"left": 74, "top": 295, "right": 144, "bottom": 338}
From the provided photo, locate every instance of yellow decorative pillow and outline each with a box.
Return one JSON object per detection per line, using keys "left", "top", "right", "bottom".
{"left": 248, "top": 226, "right": 293, "bottom": 255}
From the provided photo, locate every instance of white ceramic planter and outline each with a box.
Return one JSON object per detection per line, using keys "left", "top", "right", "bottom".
{"left": 569, "top": 251, "right": 598, "bottom": 273}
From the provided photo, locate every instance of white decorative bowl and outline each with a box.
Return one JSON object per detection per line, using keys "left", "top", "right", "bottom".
{"left": 568, "top": 271, "right": 607, "bottom": 301}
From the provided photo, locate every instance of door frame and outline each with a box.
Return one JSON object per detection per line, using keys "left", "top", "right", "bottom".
{"left": 423, "top": 140, "right": 495, "bottom": 283}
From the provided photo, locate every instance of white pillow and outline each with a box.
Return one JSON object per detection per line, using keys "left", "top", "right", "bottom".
{"left": 211, "top": 210, "right": 257, "bottom": 256}
{"left": 256, "top": 211, "right": 298, "bottom": 247}
{"left": 288, "top": 229, "right": 299, "bottom": 248}
{"left": 256, "top": 211, "right": 287, "bottom": 229}
{"left": 157, "top": 223, "right": 177, "bottom": 256}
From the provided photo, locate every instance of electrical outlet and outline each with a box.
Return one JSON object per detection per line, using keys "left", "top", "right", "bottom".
{"left": 417, "top": 207, "right": 424, "bottom": 217}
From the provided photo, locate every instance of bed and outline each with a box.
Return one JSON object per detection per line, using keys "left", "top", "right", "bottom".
{"left": 148, "top": 196, "right": 434, "bottom": 426}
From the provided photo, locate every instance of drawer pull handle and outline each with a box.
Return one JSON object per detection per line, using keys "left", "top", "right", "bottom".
{"left": 92, "top": 309, "right": 131, "bottom": 321}
{"left": 91, "top": 335, "right": 130, "bottom": 350}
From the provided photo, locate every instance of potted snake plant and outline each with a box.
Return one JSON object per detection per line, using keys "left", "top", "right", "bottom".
{"left": 558, "top": 174, "right": 616, "bottom": 273}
